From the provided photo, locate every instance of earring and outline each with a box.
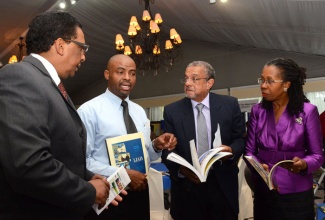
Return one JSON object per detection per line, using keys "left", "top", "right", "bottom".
{"left": 284, "top": 88, "right": 287, "bottom": 92}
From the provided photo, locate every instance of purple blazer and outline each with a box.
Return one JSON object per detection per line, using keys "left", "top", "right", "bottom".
{"left": 245, "top": 102, "right": 324, "bottom": 194}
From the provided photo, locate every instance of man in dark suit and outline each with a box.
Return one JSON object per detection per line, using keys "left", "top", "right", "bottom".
{"left": 162, "top": 61, "right": 245, "bottom": 220}
{"left": 0, "top": 11, "right": 113, "bottom": 219}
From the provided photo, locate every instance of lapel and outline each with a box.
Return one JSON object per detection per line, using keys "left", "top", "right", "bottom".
{"left": 209, "top": 93, "right": 222, "bottom": 145}
{"left": 266, "top": 106, "right": 278, "bottom": 148}
{"left": 181, "top": 98, "right": 196, "bottom": 142}
{"left": 23, "top": 56, "right": 77, "bottom": 110}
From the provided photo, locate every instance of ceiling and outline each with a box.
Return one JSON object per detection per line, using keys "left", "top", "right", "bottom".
{"left": 1, "top": 0, "right": 325, "bottom": 104}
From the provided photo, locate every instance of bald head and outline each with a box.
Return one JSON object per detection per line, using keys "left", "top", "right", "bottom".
{"left": 104, "top": 54, "right": 137, "bottom": 100}
{"left": 107, "top": 54, "right": 135, "bottom": 70}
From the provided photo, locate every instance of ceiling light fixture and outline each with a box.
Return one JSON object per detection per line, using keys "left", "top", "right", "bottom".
{"left": 59, "top": 1, "right": 66, "bottom": 9}
{"left": 115, "top": 0, "right": 182, "bottom": 74}
{"left": 8, "top": 37, "right": 25, "bottom": 64}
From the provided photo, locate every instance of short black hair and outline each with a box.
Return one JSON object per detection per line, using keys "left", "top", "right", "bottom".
{"left": 26, "top": 11, "right": 82, "bottom": 54}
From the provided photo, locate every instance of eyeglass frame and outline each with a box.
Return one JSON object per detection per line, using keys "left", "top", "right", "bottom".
{"left": 63, "top": 38, "right": 89, "bottom": 53}
{"left": 257, "top": 78, "right": 284, "bottom": 85}
{"left": 180, "top": 77, "right": 210, "bottom": 84}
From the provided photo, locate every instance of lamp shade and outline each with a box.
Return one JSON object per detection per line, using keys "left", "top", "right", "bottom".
{"left": 130, "top": 16, "right": 138, "bottom": 26}
{"left": 8, "top": 55, "right": 18, "bottom": 64}
{"left": 116, "top": 44, "right": 124, "bottom": 50}
{"left": 142, "top": 10, "right": 151, "bottom": 21}
{"left": 124, "top": 46, "right": 132, "bottom": 55}
{"left": 154, "top": 13, "right": 163, "bottom": 24}
{"left": 135, "top": 45, "right": 142, "bottom": 54}
{"left": 135, "top": 24, "right": 141, "bottom": 31}
{"left": 153, "top": 45, "right": 161, "bottom": 54}
{"left": 170, "top": 28, "right": 179, "bottom": 39}
{"left": 115, "top": 34, "right": 124, "bottom": 45}
{"left": 165, "top": 40, "right": 173, "bottom": 50}
{"left": 175, "top": 36, "right": 182, "bottom": 44}
{"left": 150, "top": 20, "right": 160, "bottom": 34}
{"left": 128, "top": 25, "right": 137, "bottom": 37}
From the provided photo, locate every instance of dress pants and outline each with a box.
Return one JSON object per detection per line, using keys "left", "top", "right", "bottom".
{"left": 84, "top": 186, "right": 150, "bottom": 220}
{"left": 171, "top": 173, "right": 237, "bottom": 220}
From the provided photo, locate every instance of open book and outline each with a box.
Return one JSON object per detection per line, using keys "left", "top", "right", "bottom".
{"left": 167, "top": 140, "right": 232, "bottom": 182}
{"left": 244, "top": 155, "right": 294, "bottom": 190}
{"left": 92, "top": 166, "right": 131, "bottom": 215}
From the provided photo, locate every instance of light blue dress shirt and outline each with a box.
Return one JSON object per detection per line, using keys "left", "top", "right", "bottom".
{"left": 78, "top": 89, "right": 161, "bottom": 177}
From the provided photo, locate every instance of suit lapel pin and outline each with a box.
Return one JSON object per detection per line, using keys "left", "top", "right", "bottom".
{"left": 295, "top": 117, "right": 302, "bottom": 125}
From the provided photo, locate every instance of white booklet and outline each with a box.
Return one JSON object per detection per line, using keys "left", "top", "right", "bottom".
{"left": 92, "top": 166, "right": 131, "bottom": 215}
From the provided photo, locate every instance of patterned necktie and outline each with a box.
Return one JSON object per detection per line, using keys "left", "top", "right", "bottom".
{"left": 196, "top": 103, "right": 209, "bottom": 157}
{"left": 121, "top": 100, "right": 137, "bottom": 134}
{"left": 58, "top": 82, "right": 68, "bottom": 100}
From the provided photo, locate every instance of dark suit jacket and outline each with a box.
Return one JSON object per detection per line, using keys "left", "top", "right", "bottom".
{"left": 162, "top": 93, "right": 245, "bottom": 216}
{"left": 0, "top": 56, "right": 95, "bottom": 219}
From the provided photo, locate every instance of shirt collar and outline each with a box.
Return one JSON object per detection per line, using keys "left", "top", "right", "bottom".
{"left": 104, "top": 89, "right": 130, "bottom": 107}
{"left": 31, "top": 53, "right": 61, "bottom": 86}
{"left": 191, "top": 93, "right": 210, "bottom": 109}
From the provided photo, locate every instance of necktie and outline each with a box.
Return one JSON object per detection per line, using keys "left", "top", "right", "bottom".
{"left": 196, "top": 103, "right": 209, "bottom": 157}
{"left": 121, "top": 100, "right": 137, "bottom": 134}
{"left": 58, "top": 82, "right": 68, "bottom": 100}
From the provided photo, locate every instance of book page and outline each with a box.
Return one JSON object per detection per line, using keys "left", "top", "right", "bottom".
{"left": 93, "top": 166, "right": 131, "bottom": 215}
{"left": 244, "top": 155, "right": 269, "bottom": 187}
{"left": 198, "top": 148, "right": 224, "bottom": 174}
{"left": 203, "top": 152, "right": 232, "bottom": 178}
{"left": 167, "top": 152, "right": 204, "bottom": 182}
{"left": 212, "top": 124, "right": 222, "bottom": 149}
{"left": 189, "top": 140, "right": 201, "bottom": 172}
{"left": 268, "top": 160, "right": 294, "bottom": 190}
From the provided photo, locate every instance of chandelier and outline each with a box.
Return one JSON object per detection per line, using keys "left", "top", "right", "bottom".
{"left": 8, "top": 36, "right": 25, "bottom": 64}
{"left": 115, "top": 0, "right": 182, "bottom": 73}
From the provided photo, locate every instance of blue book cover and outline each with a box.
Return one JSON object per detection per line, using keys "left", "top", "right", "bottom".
{"left": 106, "top": 132, "right": 148, "bottom": 174}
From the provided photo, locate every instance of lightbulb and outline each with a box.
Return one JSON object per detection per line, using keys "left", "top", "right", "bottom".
{"left": 59, "top": 2, "right": 66, "bottom": 9}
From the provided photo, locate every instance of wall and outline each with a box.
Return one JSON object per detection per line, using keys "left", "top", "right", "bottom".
{"left": 71, "top": 39, "right": 325, "bottom": 106}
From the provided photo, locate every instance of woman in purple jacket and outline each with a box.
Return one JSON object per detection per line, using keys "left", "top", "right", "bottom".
{"left": 245, "top": 57, "right": 324, "bottom": 220}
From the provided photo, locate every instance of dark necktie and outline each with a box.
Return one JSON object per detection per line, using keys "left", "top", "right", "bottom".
{"left": 58, "top": 82, "right": 68, "bottom": 100}
{"left": 121, "top": 100, "right": 137, "bottom": 134}
{"left": 196, "top": 103, "right": 209, "bottom": 157}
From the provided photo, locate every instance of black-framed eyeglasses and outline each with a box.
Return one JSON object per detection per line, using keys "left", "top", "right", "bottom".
{"left": 181, "top": 77, "right": 208, "bottom": 84}
{"left": 63, "top": 39, "right": 89, "bottom": 53}
{"left": 258, "top": 78, "right": 283, "bottom": 85}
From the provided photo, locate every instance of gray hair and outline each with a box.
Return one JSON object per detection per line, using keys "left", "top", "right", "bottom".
{"left": 187, "top": 61, "right": 215, "bottom": 80}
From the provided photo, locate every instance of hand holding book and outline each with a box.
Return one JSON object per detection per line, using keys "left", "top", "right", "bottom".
{"left": 244, "top": 155, "right": 294, "bottom": 190}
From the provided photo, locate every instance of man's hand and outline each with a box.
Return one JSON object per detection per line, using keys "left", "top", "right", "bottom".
{"left": 218, "top": 145, "right": 233, "bottom": 161}
{"left": 179, "top": 166, "right": 201, "bottom": 184}
{"left": 89, "top": 174, "right": 110, "bottom": 208}
{"left": 110, "top": 189, "right": 128, "bottom": 206}
{"left": 126, "top": 169, "right": 148, "bottom": 191}
{"left": 153, "top": 133, "right": 177, "bottom": 151}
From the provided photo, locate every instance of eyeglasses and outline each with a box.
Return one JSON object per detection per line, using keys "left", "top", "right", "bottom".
{"left": 258, "top": 78, "right": 283, "bottom": 85}
{"left": 63, "top": 39, "right": 89, "bottom": 53}
{"left": 181, "top": 77, "right": 208, "bottom": 84}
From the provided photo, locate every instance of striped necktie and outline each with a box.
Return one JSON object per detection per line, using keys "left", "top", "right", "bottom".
{"left": 196, "top": 103, "right": 209, "bottom": 157}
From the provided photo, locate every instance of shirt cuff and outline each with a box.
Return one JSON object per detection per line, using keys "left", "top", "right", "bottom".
{"left": 152, "top": 139, "right": 162, "bottom": 153}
